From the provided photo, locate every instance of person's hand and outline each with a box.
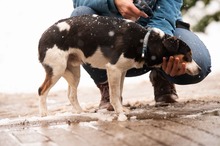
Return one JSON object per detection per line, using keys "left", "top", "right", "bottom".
{"left": 162, "top": 56, "right": 186, "bottom": 77}
{"left": 114, "top": 0, "right": 148, "bottom": 21}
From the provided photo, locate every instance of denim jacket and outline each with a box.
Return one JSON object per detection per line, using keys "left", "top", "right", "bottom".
{"left": 72, "top": 0, "right": 182, "bottom": 35}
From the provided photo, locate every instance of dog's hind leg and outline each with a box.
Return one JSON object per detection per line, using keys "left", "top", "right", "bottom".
{"left": 38, "top": 75, "right": 62, "bottom": 117}
{"left": 38, "top": 65, "right": 65, "bottom": 117}
{"left": 63, "top": 65, "right": 83, "bottom": 113}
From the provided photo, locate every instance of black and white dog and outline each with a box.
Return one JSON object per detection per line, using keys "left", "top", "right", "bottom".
{"left": 38, "top": 14, "right": 200, "bottom": 116}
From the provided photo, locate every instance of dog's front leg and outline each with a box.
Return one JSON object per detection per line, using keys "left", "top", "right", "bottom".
{"left": 106, "top": 63, "right": 128, "bottom": 114}
{"left": 120, "top": 72, "right": 126, "bottom": 102}
{"left": 38, "top": 73, "right": 63, "bottom": 117}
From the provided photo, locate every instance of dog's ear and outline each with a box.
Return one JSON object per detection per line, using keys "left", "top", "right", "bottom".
{"left": 178, "top": 39, "right": 191, "bottom": 52}
{"left": 162, "top": 35, "right": 180, "bottom": 53}
{"left": 163, "top": 35, "right": 192, "bottom": 61}
{"left": 178, "top": 38, "right": 192, "bottom": 62}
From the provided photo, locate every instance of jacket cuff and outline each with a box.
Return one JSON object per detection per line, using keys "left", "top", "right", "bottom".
{"left": 107, "top": 0, "right": 118, "bottom": 14}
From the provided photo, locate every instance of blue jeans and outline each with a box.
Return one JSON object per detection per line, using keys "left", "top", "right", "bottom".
{"left": 71, "top": 6, "right": 211, "bottom": 85}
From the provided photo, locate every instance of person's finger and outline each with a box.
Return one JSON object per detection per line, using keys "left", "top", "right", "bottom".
{"left": 177, "top": 63, "right": 186, "bottom": 76}
{"left": 140, "top": 11, "right": 148, "bottom": 18}
{"left": 165, "top": 56, "right": 174, "bottom": 75}
{"left": 170, "top": 57, "right": 180, "bottom": 77}
{"left": 114, "top": 0, "right": 148, "bottom": 20}
{"left": 129, "top": 4, "right": 148, "bottom": 19}
{"left": 120, "top": 7, "right": 139, "bottom": 20}
{"left": 162, "top": 57, "right": 167, "bottom": 71}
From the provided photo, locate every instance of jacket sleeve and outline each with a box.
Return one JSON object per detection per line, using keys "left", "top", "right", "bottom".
{"left": 147, "top": 0, "right": 183, "bottom": 35}
{"left": 72, "top": 0, "right": 119, "bottom": 16}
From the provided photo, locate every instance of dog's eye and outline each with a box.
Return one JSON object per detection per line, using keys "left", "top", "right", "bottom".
{"left": 183, "top": 52, "right": 192, "bottom": 62}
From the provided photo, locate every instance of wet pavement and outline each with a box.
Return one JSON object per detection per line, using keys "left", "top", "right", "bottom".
{"left": 0, "top": 73, "right": 220, "bottom": 146}
{"left": 0, "top": 101, "right": 220, "bottom": 146}
{"left": 0, "top": 110, "right": 220, "bottom": 146}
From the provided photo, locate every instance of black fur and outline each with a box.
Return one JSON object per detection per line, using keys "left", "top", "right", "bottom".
{"left": 39, "top": 15, "right": 146, "bottom": 64}
{"left": 39, "top": 15, "right": 192, "bottom": 69}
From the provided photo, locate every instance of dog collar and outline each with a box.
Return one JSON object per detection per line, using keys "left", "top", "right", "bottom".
{"left": 142, "top": 28, "right": 152, "bottom": 58}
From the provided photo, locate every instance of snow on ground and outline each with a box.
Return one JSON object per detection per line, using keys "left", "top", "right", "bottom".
{"left": 0, "top": 0, "right": 219, "bottom": 93}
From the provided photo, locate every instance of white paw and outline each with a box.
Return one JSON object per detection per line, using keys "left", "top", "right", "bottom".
{"left": 72, "top": 107, "right": 83, "bottom": 114}
{"left": 115, "top": 106, "right": 130, "bottom": 114}
{"left": 117, "top": 113, "right": 128, "bottom": 121}
{"left": 40, "top": 110, "right": 47, "bottom": 117}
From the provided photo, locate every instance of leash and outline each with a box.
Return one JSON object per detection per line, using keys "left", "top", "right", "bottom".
{"left": 142, "top": 28, "right": 152, "bottom": 58}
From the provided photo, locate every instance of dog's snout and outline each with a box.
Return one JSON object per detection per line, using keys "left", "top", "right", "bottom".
{"left": 185, "top": 60, "right": 201, "bottom": 76}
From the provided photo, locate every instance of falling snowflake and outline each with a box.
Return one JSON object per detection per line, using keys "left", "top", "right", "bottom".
{"left": 108, "top": 31, "right": 115, "bottom": 37}
{"left": 151, "top": 55, "right": 156, "bottom": 60}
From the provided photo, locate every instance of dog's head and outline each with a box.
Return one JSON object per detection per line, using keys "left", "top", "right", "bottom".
{"left": 146, "top": 28, "right": 201, "bottom": 76}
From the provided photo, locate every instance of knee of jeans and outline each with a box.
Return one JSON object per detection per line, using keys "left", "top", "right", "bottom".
{"left": 71, "top": 6, "right": 97, "bottom": 17}
{"left": 172, "top": 28, "right": 212, "bottom": 85}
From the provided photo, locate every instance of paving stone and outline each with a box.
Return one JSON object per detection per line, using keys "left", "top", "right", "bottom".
{"left": 0, "top": 131, "right": 20, "bottom": 146}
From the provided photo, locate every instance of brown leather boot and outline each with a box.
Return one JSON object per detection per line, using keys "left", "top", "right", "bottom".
{"left": 149, "top": 69, "right": 178, "bottom": 106}
{"left": 97, "top": 82, "right": 114, "bottom": 111}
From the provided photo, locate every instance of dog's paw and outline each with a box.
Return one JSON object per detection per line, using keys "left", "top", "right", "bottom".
{"left": 116, "top": 107, "right": 130, "bottom": 121}
{"left": 114, "top": 106, "right": 130, "bottom": 114}
{"left": 72, "top": 107, "right": 83, "bottom": 114}
{"left": 83, "top": 108, "right": 95, "bottom": 113}
{"left": 40, "top": 111, "right": 48, "bottom": 117}
{"left": 117, "top": 113, "right": 128, "bottom": 121}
